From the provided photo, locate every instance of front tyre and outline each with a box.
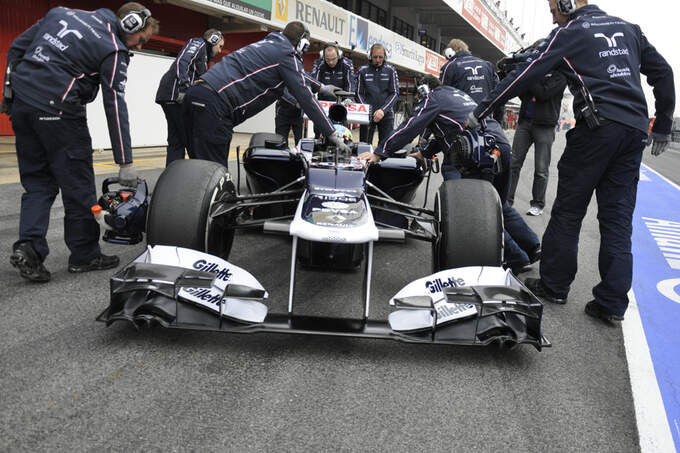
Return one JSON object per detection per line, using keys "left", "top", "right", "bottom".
{"left": 433, "top": 179, "right": 503, "bottom": 271}
{"left": 146, "top": 159, "right": 235, "bottom": 259}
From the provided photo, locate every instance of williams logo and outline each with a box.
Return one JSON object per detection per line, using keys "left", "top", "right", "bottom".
{"left": 275, "top": 0, "right": 288, "bottom": 21}
{"left": 594, "top": 32, "right": 624, "bottom": 47}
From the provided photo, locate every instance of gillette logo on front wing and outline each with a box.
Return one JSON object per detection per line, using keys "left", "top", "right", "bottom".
{"left": 192, "top": 260, "right": 233, "bottom": 282}
{"left": 425, "top": 276, "right": 465, "bottom": 294}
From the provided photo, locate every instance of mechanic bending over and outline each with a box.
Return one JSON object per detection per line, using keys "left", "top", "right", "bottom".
{"left": 2, "top": 3, "right": 159, "bottom": 283}
{"left": 467, "top": 0, "right": 674, "bottom": 325}
{"left": 439, "top": 38, "right": 503, "bottom": 123}
{"left": 507, "top": 39, "right": 567, "bottom": 217}
{"left": 356, "top": 43, "right": 399, "bottom": 146}
{"left": 155, "top": 29, "right": 224, "bottom": 166}
{"left": 359, "top": 75, "right": 541, "bottom": 274}
{"left": 183, "top": 21, "right": 349, "bottom": 166}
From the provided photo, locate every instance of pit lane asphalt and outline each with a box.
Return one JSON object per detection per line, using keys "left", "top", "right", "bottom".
{"left": 1, "top": 132, "right": 679, "bottom": 452}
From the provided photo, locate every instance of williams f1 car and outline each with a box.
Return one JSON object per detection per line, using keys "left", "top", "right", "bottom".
{"left": 97, "top": 93, "right": 550, "bottom": 350}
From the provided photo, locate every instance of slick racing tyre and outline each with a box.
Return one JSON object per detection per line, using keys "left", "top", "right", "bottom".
{"left": 147, "top": 159, "right": 235, "bottom": 259}
{"left": 433, "top": 179, "right": 503, "bottom": 271}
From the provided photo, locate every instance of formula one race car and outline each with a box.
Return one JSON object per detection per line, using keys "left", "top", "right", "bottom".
{"left": 97, "top": 92, "right": 550, "bottom": 350}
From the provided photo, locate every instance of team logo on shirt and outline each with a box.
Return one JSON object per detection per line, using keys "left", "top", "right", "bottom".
{"left": 594, "top": 32, "right": 624, "bottom": 48}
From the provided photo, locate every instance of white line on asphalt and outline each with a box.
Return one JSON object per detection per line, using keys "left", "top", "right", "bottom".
{"left": 623, "top": 289, "right": 676, "bottom": 453}
{"left": 642, "top": 163, "right": 680, "bottom": 191}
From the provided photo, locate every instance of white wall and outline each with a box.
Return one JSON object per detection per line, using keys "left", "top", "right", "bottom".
{"left": 87, "top": 52, "right": 173, "bottom": 150}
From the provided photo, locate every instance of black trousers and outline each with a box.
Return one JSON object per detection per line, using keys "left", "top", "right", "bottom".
{"left": 183, "top": 84, "right": 233, "bottom": 167}
{"left": 275, "top": 103, "right": 303, "bottom": 146}
{"left": 161, "top": 102, "right": 190, "bottom": 166}
{"left": 540, "top": 121, "right": 647, "bottom": 316}
{"left": 10, "top": 97, "right": 101, "bottom": 265}
{"left": 360, "top": 113, "right": 394, "bottom": 146}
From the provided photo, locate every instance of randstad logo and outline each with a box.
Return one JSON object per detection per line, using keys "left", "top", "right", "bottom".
{"left": 276, "top": 0, "right": 288, "bottom": 21}
{"left": 464, "top": 65, "right": 483, "bottom": 75}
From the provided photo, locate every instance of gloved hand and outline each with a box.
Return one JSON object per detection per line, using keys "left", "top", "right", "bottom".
{"left": 176, "top": 92, "right": 185, "bottom": 104}
{"left": 649, "top": 132, "right": 671, "bottom": 156}
{"left": 326, "top": 131, "right": 351, "bottom": 153}
{"left": 0, "top": 96, "right": 12, "bottom": 115}
{"left": 118, "top": 163, "right": 138, "bottom": 188}
{"left": 466, "top": 111, "right": 480, "bottom": 129}
{"left": 319, "top": 84, "right": 341, "bottom": 100}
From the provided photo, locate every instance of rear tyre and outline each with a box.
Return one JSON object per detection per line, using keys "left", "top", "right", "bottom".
{"left": 147, "top": 159, "right": 235, "bottom": 259}
{"left": 433, "top": 179, "right": 503, "bottom": 271}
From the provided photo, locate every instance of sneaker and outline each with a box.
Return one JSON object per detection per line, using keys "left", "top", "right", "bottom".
{"left": 523, "top": 277, "right": 567, "bottom": 304}
{"left": 585, "top": 300, "right": 624, "bottom": 326}
{"left": 526, "top": 206, "right": 544, "bottom": 216}
{"left": 10, "top": 242, "right": 51, "bottom": 283}
{"left": 527, "top": 244, "right": 541, "bottom": 264}
{"left": 68, "top": 254, "right": 120, "bottom": 273}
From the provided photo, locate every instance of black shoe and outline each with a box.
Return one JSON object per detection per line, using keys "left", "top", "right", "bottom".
{"left": 585, "top": 300, "right": 624, "bottom": 326}
{"left": 523, "top": 277, "right": 567, "bottom": 304}
{"left": 527, "top": 244, "right": 541, "bottom": 264}
{"left": 68, "top": 254, "right": 120, "bottom": 273}
{"left": 10, "top": 242, "right": 51, "bottom": 283}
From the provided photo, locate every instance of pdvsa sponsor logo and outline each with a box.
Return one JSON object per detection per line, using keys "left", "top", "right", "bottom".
{"left": 425, "top": 276, "right": 465, "bottom": 294}
{"left": 192, "top": 259, "right": 233, "bottom": 281}
{"left": 318, "top": 100, "right": 368, "bottom": 112}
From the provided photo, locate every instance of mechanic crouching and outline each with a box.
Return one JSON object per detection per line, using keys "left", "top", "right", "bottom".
{"left": 183, "top": 21, "right": 349, "bottom": 166}
{"left": 359, "top": 75, "right": 541, "bottom": 274}
{"left": 2, "top": 3, "right": 158, "bottom": 282}
{"left": 155, "top": 29, "right": 224, "bottom": 166}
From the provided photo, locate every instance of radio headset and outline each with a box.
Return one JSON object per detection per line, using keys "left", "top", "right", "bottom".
{"left": 296, "top": 25, "right": 310, "bottom": 54}
{"left": 556, "top": 0, "right": 575, "bottom": 15}
{"left": 120, "top": 8, "right": 151, "bottom": 34}
{"left": 206, "top": 31, "right": 223, "bottom": 46}
{"left": 444, "top": 47, "right": 456, "bottom": 60}
{"left": 368, "top": 43, "right": 387, "bottom": 62}
{"left": 320, "top": 42, "right": 343, "bottom": 59}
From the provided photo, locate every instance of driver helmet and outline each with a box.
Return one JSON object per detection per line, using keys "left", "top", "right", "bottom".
{"left": 333, "top": 124, "right": 353, "bottom": 143}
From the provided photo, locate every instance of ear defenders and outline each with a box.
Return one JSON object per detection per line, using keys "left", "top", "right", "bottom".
{"left": 556, "top": 0, "right": 575, "bottom": 15}
{"left": 444, "top": 47, "right": 456, "bottom": 60}
{"left": 296, "top": 24, "right": 310, "bottom": 54}
{"left": 320, "top": 42, "right": 343, "bottom": 59}
{"left": 368, "top": 43, "right": 386, "bottom": 61}
{"left": 120, "top": 8, "right": 151, "bottom": 34}
{"left": 207, "top": 32, "right": 222, "bottom": 46}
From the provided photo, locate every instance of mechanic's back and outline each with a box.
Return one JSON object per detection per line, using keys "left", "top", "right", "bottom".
{"left": 439, "top": 39, "right": 498, "bottom": 105}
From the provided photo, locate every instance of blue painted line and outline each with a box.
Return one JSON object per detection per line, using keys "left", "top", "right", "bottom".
{"left": 632, "top": 164, "right": 680, "bottom": 451}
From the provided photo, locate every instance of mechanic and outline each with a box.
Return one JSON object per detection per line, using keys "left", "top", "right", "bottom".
{"left": 2, "top": 3, "right": 159, "bottom": 282}
{"left": 359, "top": 75, "right": 541, "bottom": 274}
{"left": 439, "top": 39, "right": 498, "bottom": 107}
{"left": 155, "top": 29, "right": 224, "bottom": 165}
{"left": 356, "top": 43, "right": 399, "bottom": 145}
{"left": 182, "top": 21, "right": 348, "bottom": 166}
{"left": 467, "top": 0, "right": 675, "bottom": 325}
{"left": 507, "top": 39, "right": 567, "bottom": 216}
{"left": 311, "top": 42, "right": 355, "bottom": 138}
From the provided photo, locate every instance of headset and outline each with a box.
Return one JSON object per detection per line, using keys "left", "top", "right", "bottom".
{"left": 444, "top": 47, "right": 456, "bottom": 60}
{"left": 296, "top": 24, "right": 310, "bottom": 54}
{"left": 320, "top": 42, "right": 343, "bottom": 60}
{"left": 556, "top": 0, "right": 575, "bottom": 15}
{"left": 368, "top": 43, "right": 388, "bottom": 62}
{"left": 205, "top": 30, "right": 223, "bottom": 46}
{"left": 120, "top": 8, "right": 151, "bottom": 34}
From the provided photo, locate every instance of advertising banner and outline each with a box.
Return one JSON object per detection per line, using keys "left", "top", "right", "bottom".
{"left": 205, "top": 0, "right": 272, "bottom": 21}
{"left": 461, "top": 0, "right": 506, "bottom": 51}
{"left": 425, "top": 49, "right": 447, "bottom": 76}
{"left": 272, "top": 0, "right": 349, "bottom": 45}
{"left": 366, "top": 22, "right": 426, "bottom": 71}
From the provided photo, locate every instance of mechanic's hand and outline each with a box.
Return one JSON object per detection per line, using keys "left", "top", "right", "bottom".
{"left": 319, "top": 84, "right": 341, "bottom": 100}
{"left": 373, "top": 109, "right": 385, "bottom": 123}
{"left": 176, "top": 92, "right": 185, "bottom": 104}
{"left": 118, "top": 163, "right": 138, "bottom": 188}
{"left": 465, "top": 111, "right": 480, "bottom": 129}
{"left": 649, "top": 132, "right": 671, "bottom": 156}
{"left": 327, "top": 131, "right": 351, "bottom": 153}
{"left": 358, "top": 151, "right": 381, "bottom": 165}
{"left": 0, "top": 96, "right": 11, "bottom": 116}
{"left": 409, "top": 150, "right": 428, "bottom": 170}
